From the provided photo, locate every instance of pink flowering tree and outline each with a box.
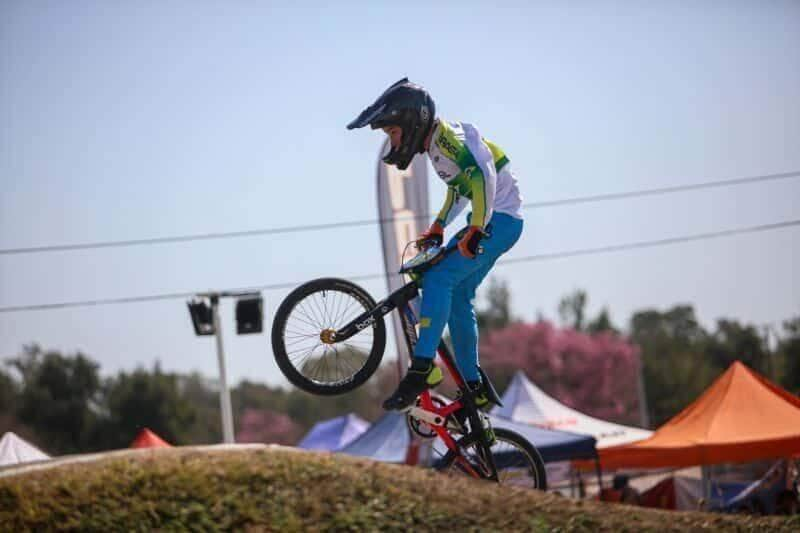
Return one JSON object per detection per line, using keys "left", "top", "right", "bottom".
{"left": 235, "top": 408, "right": 302, "bottom": 445}
{"left": 480, "top": 321, "right": 642, "bottom": 425}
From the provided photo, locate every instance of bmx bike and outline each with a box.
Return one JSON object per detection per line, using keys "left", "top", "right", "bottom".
{"left": 271, "top": 233, "right": 547, "bottom": 489}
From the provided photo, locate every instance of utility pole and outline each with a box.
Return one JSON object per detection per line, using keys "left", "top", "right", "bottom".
{"left": 763, "top": 324, "right": 778, "bottom": 382}
{"left": 187, "top": 291, "right": 263, "bottom": 445}
{"left": 211, "top": 295, "right": 235, "bottom": 444}
{"left": 636, "top": 351, "right": 651, "bottom": 429}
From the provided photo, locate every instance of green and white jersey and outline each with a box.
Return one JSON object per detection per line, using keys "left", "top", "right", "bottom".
{"left": 428, "top": 119, "right": 523, "bottom": 229}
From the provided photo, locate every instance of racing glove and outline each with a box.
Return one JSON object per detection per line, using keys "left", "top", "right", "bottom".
{"left": 458, "top": 226, "right": 484, "bottom": 258}
{"left": 416, "top": 221, "right": 444, "bottom": 248}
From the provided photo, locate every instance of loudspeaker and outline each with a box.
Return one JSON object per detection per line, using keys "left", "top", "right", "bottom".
{"left": 187, "top": 299, "right": 215, "bottom": 336}
{"left": 236, "top": 295, "right": 263, "bottom": 334}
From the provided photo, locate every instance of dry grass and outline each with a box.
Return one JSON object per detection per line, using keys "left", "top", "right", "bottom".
{"left": 0, "top": 446, "right": 797, "bottom": 532}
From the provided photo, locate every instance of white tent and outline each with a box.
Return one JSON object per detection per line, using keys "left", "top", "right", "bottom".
{"left": 0, "top": 432, "right": 50, "bottom": 467}
{"left": 492, "top": 371, "right": 652, "bottom": 449}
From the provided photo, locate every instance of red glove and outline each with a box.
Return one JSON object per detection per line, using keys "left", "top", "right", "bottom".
{"left": 416, "top": 221, "right": 444, "bottom": 249}
{"left": 458, "top": 226, "right": 484, "bottom": 258}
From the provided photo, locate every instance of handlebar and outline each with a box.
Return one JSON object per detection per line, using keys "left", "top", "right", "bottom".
{"left": 400, "top": 224, "right": 491, "bottom": 276}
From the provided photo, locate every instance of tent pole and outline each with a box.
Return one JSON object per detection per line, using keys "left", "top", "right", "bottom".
{"left": 570, "top": 468, "right": 575, "bottom": 498}
{"left": 701, "top": 465, "right": 711, "bottom": 510}
{"left": 636, "top": 352, "right": 651, "bottom": 429}
{"left": 595, "top": 457, "right": 603, "bottom": 495}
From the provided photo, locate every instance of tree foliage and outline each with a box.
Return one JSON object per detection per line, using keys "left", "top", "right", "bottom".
{"left": 0, "top": 368, "right": 21, "bottom": 438}
{"left": 7, "top": 345, "right": 101, "bottom": 454}
{"left": 93, "top": 363, "right": 197, "bottom": 449}
{"left": 587, "top": 307, "right": 618, "bottom": 335}
{"left": 2, "top": 285, "right": 798, "bottom": 454}
{"left": 476, "top": 278, "right": 515, "bottom": 333}
{"left": 558, "top": 289, "right": 588, "bottom": 332}
{"left": 236, "top": 408, "right": 302, "bottom": 445}
{"left": 630, "top": 305, "right": 800, "bottom": 428}
{"left": 0, "top": 368, "right": 17, "bottom": 415}
{"left": 777, "top": 318, "right": 800, "bottom": 395}
{"left": 480, "top": 321, "right": 642, "bottom": 425}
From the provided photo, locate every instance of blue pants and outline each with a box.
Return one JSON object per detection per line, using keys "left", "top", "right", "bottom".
{"left": 414, "top": 212, "right": 523, "bottom": 382}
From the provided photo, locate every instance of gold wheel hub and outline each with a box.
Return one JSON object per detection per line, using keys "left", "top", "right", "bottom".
{"left": 320, "top": 328, "right": 337, "bottom": 344}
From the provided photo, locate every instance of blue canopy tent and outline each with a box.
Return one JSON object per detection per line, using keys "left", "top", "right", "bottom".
{"left": 337, "top": 407, "right": 598, "bottom": 480}
{"left": 297, "top": 414, "right": 369, "bottom": 452}
{"left": 431, "top": 413, "right": 596, "bottom": 464}
{"left": 338, "top": 411, "right": 410, "bottom": 463}
{"left": 716, "top": 460, "right": 789, "bottom": 514}
{"left": 490, "top": 414, "right": 597, "bottom": 463}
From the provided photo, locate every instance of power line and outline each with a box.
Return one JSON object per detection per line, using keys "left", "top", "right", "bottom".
{"left": 1, "top": 170, "right": 797, "bottom": 256}
{"left": 1, "top": 217, "right": 797, "bottom": 313}
{"left": 518, "top": 170, "right": 800, "bottom": 209}
{"left": 500, "top": 218, "right": 800, "bottom": 264}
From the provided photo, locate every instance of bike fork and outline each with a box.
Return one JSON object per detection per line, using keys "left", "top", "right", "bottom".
{"left": 467, "top": 408, "right": 499, "bottom": 482}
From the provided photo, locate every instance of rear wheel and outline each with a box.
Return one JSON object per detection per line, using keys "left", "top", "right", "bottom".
{"left": 271, "top": 278, "right": 386, "bottom": 395}
{"left": 438, "top": 428, "right": 547, "bottom": 490}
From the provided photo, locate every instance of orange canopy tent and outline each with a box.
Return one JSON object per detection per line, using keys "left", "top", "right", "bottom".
{"left": 130, "top": 428, "right": 172, "bottom": 449}
{"left": 597, "top": 361, "right": 800, "bottom": 469}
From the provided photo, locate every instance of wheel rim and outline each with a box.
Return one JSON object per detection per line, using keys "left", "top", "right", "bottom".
{"left": 281, "top": 289, "right": 376, "bottom": 386}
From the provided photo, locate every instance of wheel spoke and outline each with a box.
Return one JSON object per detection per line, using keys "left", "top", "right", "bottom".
{"left": 339, "top": 298, "right": 360, "bottom": 325}
{"left": 309, "top": 293, "right": 330, "bottom": 329}
{"left": 334, "top": 345, "right": 360, "bottom": 375}
{"left": 299, "top": 299, "right": 325, "bottom": 330}
{"left": 330, "top": 290, "right": 343, "bottom": 328}
{"left": 284, "top": 336, "right": 319, "bottom": 349}
{"left": 289, "top": 344, "right": 321, "bottom": 374}
{"left": 319, "top": 291, "right": 333, "bottom": 330}
{"left": 311, "top": 346, "right": 329, "bottom": 381}
{"left": 287, "top": 309, "right": 322, "bottom": 332}
{"left": 288, "top": 341, "right": 320, "bottom": 360}
{"left": 276, "top": 283, "right": 383, "bottom": 391}
{"left": 284, "top": 331, "right": 319, "bottom": 339}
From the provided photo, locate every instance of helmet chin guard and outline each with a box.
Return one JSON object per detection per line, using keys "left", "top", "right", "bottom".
{"left": 347, "top": 78, "right": 436, "bottom": 170}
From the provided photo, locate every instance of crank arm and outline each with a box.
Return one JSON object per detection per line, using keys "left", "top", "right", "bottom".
{"left": 405, "top": 406, "right": 446, "bottom": 427}
{"left": 405, "top": 406, "right": 465, "bottom": 433}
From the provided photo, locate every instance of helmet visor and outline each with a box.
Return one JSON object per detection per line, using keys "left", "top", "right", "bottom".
{"left": 347, "top": 102, "right": 387, "bottom": 130}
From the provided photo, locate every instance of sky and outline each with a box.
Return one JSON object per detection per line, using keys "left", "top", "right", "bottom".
{"left": 1, "top": 1, "right": 798, "bottom": 388}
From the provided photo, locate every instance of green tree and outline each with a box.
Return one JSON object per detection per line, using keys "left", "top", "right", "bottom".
{"left": 0, "top": 368, "right": 17, "bottom": 414}
{"left": 179, "top": 373, "right": 223, "bottom": 444}
{"left": 705, "top": 319, "right": 771, "bottom": 379}
{"left": 777, "top": 317, "right": 800, "bottom": 395}
{"left": 9, "top": 345, "right": 101, "bottom": 454}
{"left": 630, "top": 306, "right": 715, "bottom": 427}
{"left": 231, "top": 369, "right": 389, "bottom": 442}
{"left": 96, "top": 362, "right": 196, "bottom": 449}
{"left": 477, "top": 278, "right": 515, "bottom": 333}
{"left": 587, "top": 307, "right": 619, "bottom": 335}
{"left": 0, "top": 369, "right": 20, "bottom": 435}
{"left": 558, "top": 289, "right": 588, "bottom": 332}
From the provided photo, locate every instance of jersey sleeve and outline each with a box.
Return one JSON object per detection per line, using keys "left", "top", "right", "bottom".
{"left": 435, "top": 187, "right": 470, "bottom": 227}
{"left": 463, "top": 124, "right": 497, "bottom": 229}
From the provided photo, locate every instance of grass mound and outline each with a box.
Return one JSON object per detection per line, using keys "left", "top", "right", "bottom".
{"left": 1, "top": 446, "right": 797, "bottom": 532}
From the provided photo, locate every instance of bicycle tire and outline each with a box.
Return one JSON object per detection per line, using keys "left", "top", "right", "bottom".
{"left": 438, "top": 427, "right": 548, "bottom": 491}
{"left": 271, "top": 277, "right": 386, "bottom": 395}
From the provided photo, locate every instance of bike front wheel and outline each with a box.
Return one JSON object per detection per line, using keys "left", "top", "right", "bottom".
{"left": 271, "top": 278, "right": 386, "bottom": 395}
{"left": 438, "top": 428, "right": 548, "bottom": 491}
